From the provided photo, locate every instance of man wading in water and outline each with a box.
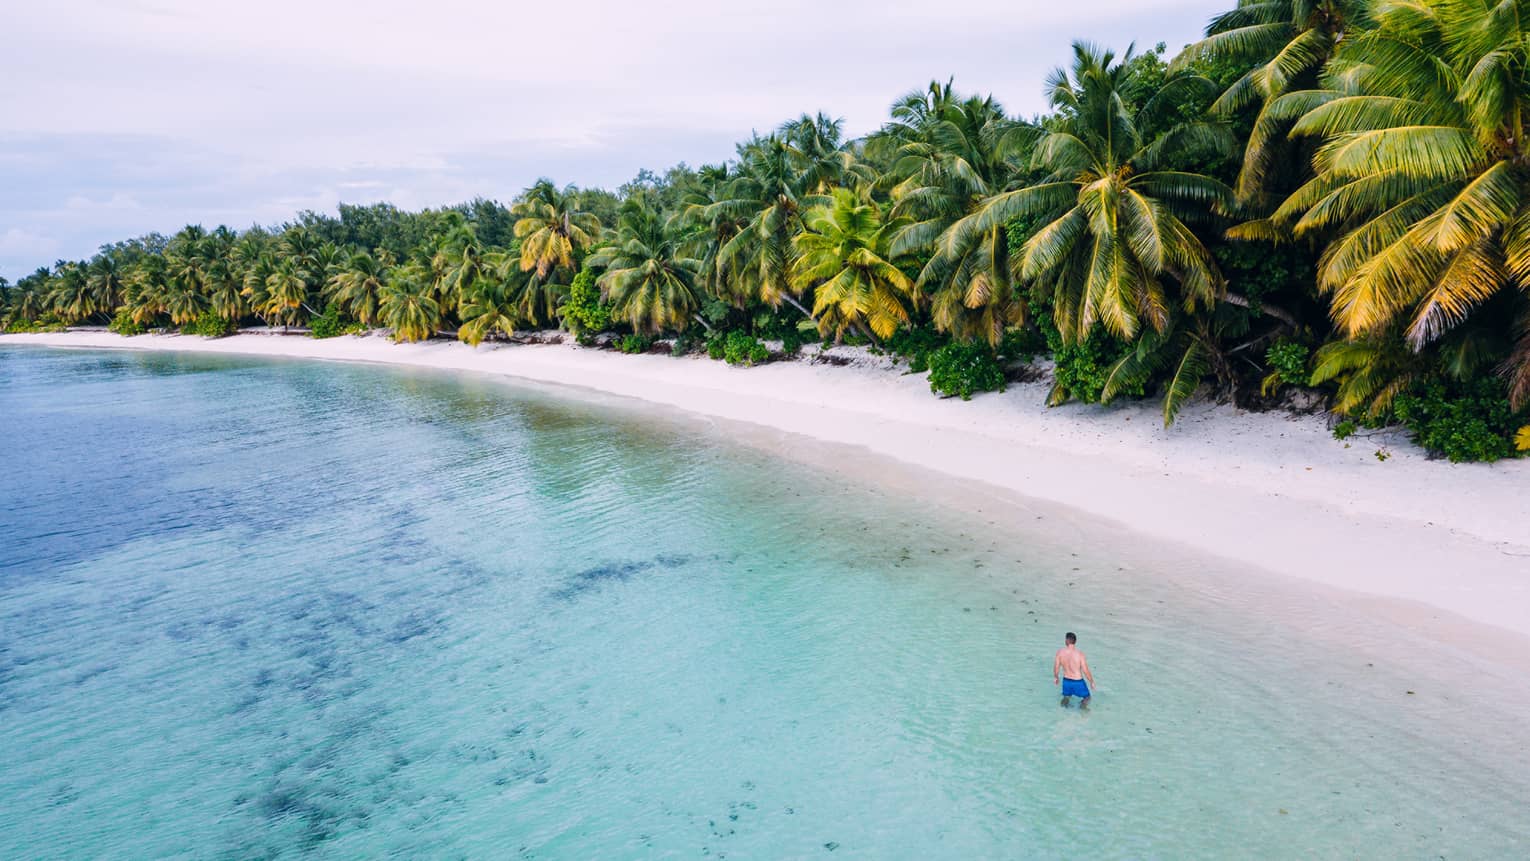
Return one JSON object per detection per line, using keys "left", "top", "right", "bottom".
{"left": 1053, "top": 632, "right": 1095, "bottom": 709}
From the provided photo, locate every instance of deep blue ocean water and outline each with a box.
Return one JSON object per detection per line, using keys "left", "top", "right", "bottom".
{"left": 2, "top": 345, "right": 1527, "bottom": 859}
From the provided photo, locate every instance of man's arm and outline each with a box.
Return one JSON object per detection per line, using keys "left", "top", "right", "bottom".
{"left": 1082, "top": 655, "right": 1095, "bottom": 687}
{"left": 1052, "top": 652, "right": 1060, "bottom": 685}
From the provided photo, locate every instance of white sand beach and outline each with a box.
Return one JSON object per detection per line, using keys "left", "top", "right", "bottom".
{"left": 6, "top": 329, "right": 1528, "bottom": 641}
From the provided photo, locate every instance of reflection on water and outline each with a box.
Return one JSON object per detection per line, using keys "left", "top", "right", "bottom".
{"left": 1, "top": 345, "right": 1527, "bottom": 859}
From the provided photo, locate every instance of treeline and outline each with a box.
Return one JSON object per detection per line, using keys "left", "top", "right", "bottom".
{"left": 4, "top": 0, "right": 1529, "bottom": 461}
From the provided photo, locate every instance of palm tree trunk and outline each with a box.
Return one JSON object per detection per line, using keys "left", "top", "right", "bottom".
{"left": 779, "top": 292, "right": 817, "bottom": 323}
{"left": 690, "top": 313, "right": 715, "bottom": 334}
{"left": 1223, "top": 293, "right": 1298, "bottom": 328}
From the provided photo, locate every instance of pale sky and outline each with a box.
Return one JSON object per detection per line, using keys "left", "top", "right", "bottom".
{"left": 0, "top": 0, "right": 1226, "bottom": 278}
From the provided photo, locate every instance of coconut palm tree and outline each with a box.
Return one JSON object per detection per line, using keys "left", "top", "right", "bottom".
{"left": 511, "top": 180, "right": 602, "bottom": 277}
{"left": 379, "top": 262, "right": 441, "bottom": 342}
{"left": 204, "top": 255, "right": 246, "bottom": 323}
{"left": 1254, "top": 0, "right": 1530, "bottom": 406}
{"left": 791, "top": 188, "right": 914, "bottom": 342}
{"left": 85, "top": 255, "right": 127, "bottom": 316}
{"left": 432, "top": 220, "right": 489, "bottom": 315}
{"left": 9, "top": 271, "right": 48, "bottom": 326}
{"left": 951, "top": 43, "right": 1232, "bottom": 345}
{"left": 264, "top": 260, "right": 311, "bottom": 328}
{"left": 46, "top": 264, "right": 96, "bottom": 324}
{"left": 591, "top": 201, "right": 704, "bottom": 334}
{"left": 670, "top": 164, "right": 751, "bottom": 307}
{"left": 456, "top": 274, "right": 522, "bottom": 346}
{"left": 1175, "top": 0, "right": 1373, "bottom": 203}
{"left": 709, "top": 134, "right": 827, "bottom": 318}
{"left": 326, "top": 251, "right": 389, "bottom": 326}
{"left": 163, "top": 277, "right": 208, "bottom": 325}
{"left": 875, "top": 85, "right": 1037, "bottom": 344}
{"left": 123, "top": 257, "right": 171, "bottom": 326}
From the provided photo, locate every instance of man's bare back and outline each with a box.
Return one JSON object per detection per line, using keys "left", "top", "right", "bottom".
{"left": 1052, "top": 632, "right": 1095, "bottom": 708}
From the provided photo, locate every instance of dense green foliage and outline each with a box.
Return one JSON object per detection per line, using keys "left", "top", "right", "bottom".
{"left": 108, "top": 310, "right": 146, "bottom": 336}
{"left": 308, "top": 304, "right": 363, "bottom": 339}
{"left": 927, "top": 341, "right": 1005, "bottom": 400}
{"left": 181, "top": 313, "right": 235, "bottom": 338}
{"left": 1393, "top": 379, "right": 1522, "bottom": 464}
{"left": 708, "top": 331, "right": 770, "bottom": 366}
{"left": 560, "top": 269, "right": 612, "bottom": 341}
{"left": 616, "top": 334, "right": 652, "bottom": 355}
{"left": 4, "top": 0, "right": 1529, "bottom": 459}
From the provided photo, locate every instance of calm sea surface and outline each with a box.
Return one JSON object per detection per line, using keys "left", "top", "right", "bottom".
{"left": 1, "top": 344, "right": 1527, "bottom": 859}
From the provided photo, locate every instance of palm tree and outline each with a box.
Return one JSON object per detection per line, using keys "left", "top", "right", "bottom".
{"left": 456, "top": 274, "right": 522, "bottom": 346}
{"left": 326, "top": 251, "right": 389, "bottom": 326}
{"left": 791, "top": 188, "right": 914, "bottom": 342}
{"left": 46, "top": 264, "right": 96, "bottom": 324}
{"left": 511, "top": 180, "right": 602, "bottom": 277}
{"left": 379, "top": 262, "right": 442, "bottom": 342}
{"left": 943, "top": 44, "right": 1235, "bottom": 419}
{"left": 670, "top": 164, "right": 750, "bottom": 306}
{"left": 1253, "top": 0, "right": 1530, "bottom": 407}
{"left": 123, "top": 257, "right": 171, "bottom": 326}
{"left": 204, "top": 255, "right": 246, "bottom": 323}
{"left": 1175, "top": 0, "right": 1372, "bottom": 203}
{"left": 264, "top": 260, "right": 310, "bottom": 328}
{"left": 874, "top": 84, "right": 1037, "bottom": 344}
{"left": 710, "top": 134, "right": 826, "bottom": 318}
{"left": 163, "top": 278, "right": 208, "bottom": 325}
{"left": 591, "top": 201, "right": 704, "bottom": 334}
{"left": 954, "top": 43, "right": 1231, "bottom": 345}
{"left": 85, "top": 255, "right": 127, "bottom": 316}
{"left": 432, "top": 220, "right": 490, "bottom": 315}
{"left": 780, "top": 113, "right": 864, "bottom": 194}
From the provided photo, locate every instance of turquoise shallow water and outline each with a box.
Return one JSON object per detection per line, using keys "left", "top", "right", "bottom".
{"left": 1, "top": 345, "right": 1527, "bottom": 859}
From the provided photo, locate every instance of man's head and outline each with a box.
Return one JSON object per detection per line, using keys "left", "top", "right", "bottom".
{"left": 1065, "top": 632, "right": 1076, "bottom": 645}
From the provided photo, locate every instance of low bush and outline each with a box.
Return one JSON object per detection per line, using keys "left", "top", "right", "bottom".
{"left": 108, "top": 310, "right": 146, "bottom": 336}
{"left": 1050, "top": 329, "right": 1129, "bottom": 404}
{"left": 886, "top": 326, "right": 947, "bottom": 373}
{"left": 708, "top": 330, "right": 769, "bottom": 366}
{"left": 308, "top": 304, "right": 358, "bottom": 339}
{"left": 561, "top": 269, "right": 611, "bottom": 337}
{"left": 1392, "top": 378, "right": 1525, "bottom": 463}
{"left": 4, "top": 318, "right": 42, "bottom": 334}
{"left": 927, "top": 341, "right": 1005, "bottom": 400}
{"left": 1265, "top": 341, "right": 1310, "bottom": 387}
{"left": 616, "top": 333, "right": 651, "bottom": 354}
{"left": 181, "top": 314, "right": 236, "bottom": 338}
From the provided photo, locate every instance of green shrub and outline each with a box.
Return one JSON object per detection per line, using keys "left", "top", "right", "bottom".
{"left": 181, "top": 314, "right": 235, "bottom": 338}
{"left": 1051, "top": 330, "right": 1128, "bottom": 404}
{"left": 561, "top": 269, "right": 611, "bottom": 337}
{"left": 108, "top": 310, "right": 146, "bottom": 336}
{"left": 886, "top": 326, "right": 948, "bottom": 373}
{"left": 1392, "top": 378, "right": 1524, "bottom": 463}
{"left": 1265, "top": 341, "right": 1310, "bottom": 387}
{"left": 708, "top": 330, "right": 769, "bottom": 366}
{"left": 616, "top": 333, "right": 651, "bottom": 354}
{"left": 1331, "top": 419, "right": 1358, "bottom": 441}
{"left": 4, "top": 318, "right": 42, "bottom": 334}
{"left": 309, "top": 304, "right": 348, "bottom": 339}
{"left": 927, "top": 341, "right": 1005, "bottom": 400}
{"left": 998, "top": 326, "right": 1047, "bottom": 362}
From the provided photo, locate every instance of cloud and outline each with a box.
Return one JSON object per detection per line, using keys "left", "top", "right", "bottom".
{"left": 0, "top": 0, "right": 1228, "bottom": 277}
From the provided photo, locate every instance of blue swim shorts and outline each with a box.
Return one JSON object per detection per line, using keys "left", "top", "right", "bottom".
{"left": 1061, "top": 678, "right": 1090, "bottom": 698}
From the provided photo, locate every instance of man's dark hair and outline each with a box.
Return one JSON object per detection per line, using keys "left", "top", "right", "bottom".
{"left": 1065, "top": 632, "right": 1076, "bottom": 644}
